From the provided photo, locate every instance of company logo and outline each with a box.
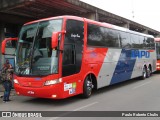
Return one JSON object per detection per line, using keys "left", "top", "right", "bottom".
{"left": 35, "top": 78, "right": 41, "bottom": 81}
{"left": 27, "top": 91, "right": 35, "bottom": 95}
{"left": 131, "top": 50, "right": 150, "bottom": 58}
{"left": 2, "top": 112, "right": 11, "bottom": 117}
{"left": 90, "top": 52, "right": 97, "bottom": 58}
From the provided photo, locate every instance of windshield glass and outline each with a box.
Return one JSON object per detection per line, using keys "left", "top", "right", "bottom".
{"left": 15, "top": 19, "right": 62, "bottom": 75}
{"left": 156, "top": 42, "right": 160, "bottom": 60}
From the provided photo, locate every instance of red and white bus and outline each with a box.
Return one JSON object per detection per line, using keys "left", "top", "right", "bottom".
{"left": 155, "top": 38, "right": 160, "bottom": 70}
{"left": 2, "top": 16, "right": 156, "bottom": 99}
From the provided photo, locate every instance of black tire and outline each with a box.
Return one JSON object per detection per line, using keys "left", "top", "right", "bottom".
{"left": 82, "top": 76, "right": 93, "bottom": 98}
{"left": 141, "top": 67, "right": 147, "bottom": 80}
{"left": 146, "top": 67, "right": 152, "bottom": 78}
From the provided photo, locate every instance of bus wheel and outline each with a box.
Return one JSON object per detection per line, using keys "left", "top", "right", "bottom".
{"left": 146, "top": 67, "right": 151, "bottom": 78}
{"left": 141, "top": 67, "right": 147, "bottom": 80}
{"left": 82, "top": 76, "right": 93, "bottom": 98}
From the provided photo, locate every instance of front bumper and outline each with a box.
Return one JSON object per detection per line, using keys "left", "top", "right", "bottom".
{"left": 14, "top": 83, "right": 65, "bottom": 99}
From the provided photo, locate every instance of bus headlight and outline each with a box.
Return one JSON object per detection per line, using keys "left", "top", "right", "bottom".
{"left": 44, "top": 78, "right": 62, "bottom": 86}
{"left": 14, "top": 79, "right": 19, "bottom": 84}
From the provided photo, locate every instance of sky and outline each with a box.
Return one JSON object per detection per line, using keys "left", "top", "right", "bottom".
{"left": 80, "top": 0, "right": 160, "bottom": 31}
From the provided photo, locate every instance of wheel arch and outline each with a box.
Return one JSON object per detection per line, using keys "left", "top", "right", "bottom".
{"left": 148, "top": 64, "right": 152, "bottom": 72}
{"left": 142, "top": 64, "right": 147, "bottom": 70}
{"left": 83, "top": 72, "right": 97, "bottom": 90}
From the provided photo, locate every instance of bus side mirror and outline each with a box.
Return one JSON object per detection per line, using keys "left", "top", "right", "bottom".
{"left": 51, "top": 32, "right": 59, "bottom": 49}
{"left": 1, "top": 38, "right": 18, "bottom": 55}
{"left": 51, "top": 31, "right": 66, "bottom": 49}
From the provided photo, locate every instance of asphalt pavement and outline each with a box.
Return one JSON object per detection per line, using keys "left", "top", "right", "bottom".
{"left": 0, "top": 83, "right": 4, "bottom": 97}
{"left": 0, "top": 83, "right": 15, "bottom": 98}
{"left": 1, "top": 72, "right": 160, "bottom": 120}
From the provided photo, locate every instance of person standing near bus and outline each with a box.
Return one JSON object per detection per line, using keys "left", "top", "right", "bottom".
{"left": 1, "top": 59, "right": 13, "bottom": 102}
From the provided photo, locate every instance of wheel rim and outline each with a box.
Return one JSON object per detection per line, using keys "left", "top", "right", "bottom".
{"left": 148, "top": 68, "right": 151, "bottom": 77}
{"left": 143, "top": 68, "right": 146, "bottom": 78}
{"left": 86, "top": 79, "right": 92, "bottom": 96}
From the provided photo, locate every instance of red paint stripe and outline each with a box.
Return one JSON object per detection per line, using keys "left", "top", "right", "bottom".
{"left": 148, "top": 50, "right": 155, "bottom": 52}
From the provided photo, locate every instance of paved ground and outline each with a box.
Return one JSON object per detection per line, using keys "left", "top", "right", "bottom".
{"left": 1, "top": 72, "right": 160, "bottom": 120}
{"left": 0, "top": 83, "right": 15, "bottom": 98}
{"left": 0, "top": 83, "right": 5, "bottom": 97}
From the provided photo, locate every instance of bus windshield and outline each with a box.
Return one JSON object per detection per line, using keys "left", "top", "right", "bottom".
{"left": 15, "top": 19, "right": 62, "bottom": 76}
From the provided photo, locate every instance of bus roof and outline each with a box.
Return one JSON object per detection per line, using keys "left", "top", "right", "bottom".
{"left": 24, "top": 15, "right": 84, "bottom": 25}
{"left": 24, "top": 15, "right": 154, "bottom": 38}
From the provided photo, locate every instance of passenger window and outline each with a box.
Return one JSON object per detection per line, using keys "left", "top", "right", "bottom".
{"left": 87, "top": 24, "right": 120, "bottom": 47}
{"left": 87, "top": 24, "right": 103, "bottom": 46}
{"left": 103, "top": 28, "right": 120, "bottom": 47}
{"left": 119, "top": 31, "right": 131, "bottom": 48}
{"left": 130, "top": 34, "right": 140, "bottom": 48}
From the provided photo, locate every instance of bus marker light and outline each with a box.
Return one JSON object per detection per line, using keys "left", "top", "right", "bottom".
{"left": 14, "top": 79, "right": 19, "bottom": 84}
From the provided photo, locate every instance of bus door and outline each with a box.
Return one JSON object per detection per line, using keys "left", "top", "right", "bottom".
{"left": 62, "top": 19, "right": 84, "bottom": 95}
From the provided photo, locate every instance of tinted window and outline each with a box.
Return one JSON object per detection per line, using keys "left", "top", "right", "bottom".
{"left": 87, "top": 24, "right": 120, "bottom": 47}
{"left": 62, "top": 19, "right": 84, "bottom": 77}
{"left": 148, "top": 38, "right": 155, "bottom": 49}
{"left": 130, "top": 34, "right": 140, "bottom": 48}
{"left": 63, "top": 44, "right": 75, "bottom": 65}
{"left": 138, "top": 35, "right": 145, "bottom": 49}
{"left": 87, "top": 23, "right": 154, "bottom": 50}
{"left": 103, "top": 28, "right": 120, "bottom": 47}
{"left": 119, "top": 31, "right": 130, "bottom": 48}
{"left": 87, "top": 24, "right": 103, "bottom": 46}
{"left": 65, "top": 20, "right": 84, "bottom": 43}
{"left": 143, "top": 37, "right": 148, "bottom": 49}
{"left": 6, "top": 40, "right": 17, "bottom": 48}
{"left": 63, "top": 20, "right": 84, "bottom": 66}
{"left": 144, "top": 37, "right": 155, "bottom": 49}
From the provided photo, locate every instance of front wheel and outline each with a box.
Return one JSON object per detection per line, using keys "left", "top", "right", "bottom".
{"left": 82, "top": 76, "right": 93, "bottom": 98}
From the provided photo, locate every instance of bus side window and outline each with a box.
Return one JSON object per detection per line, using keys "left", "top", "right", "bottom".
{"left": 119, "top": 31, "right": 131, "bottom": 48}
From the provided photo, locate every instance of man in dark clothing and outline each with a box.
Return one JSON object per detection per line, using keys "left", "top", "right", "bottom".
{"left": 1, "top": 59, "right": 13, "bottom": 102}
